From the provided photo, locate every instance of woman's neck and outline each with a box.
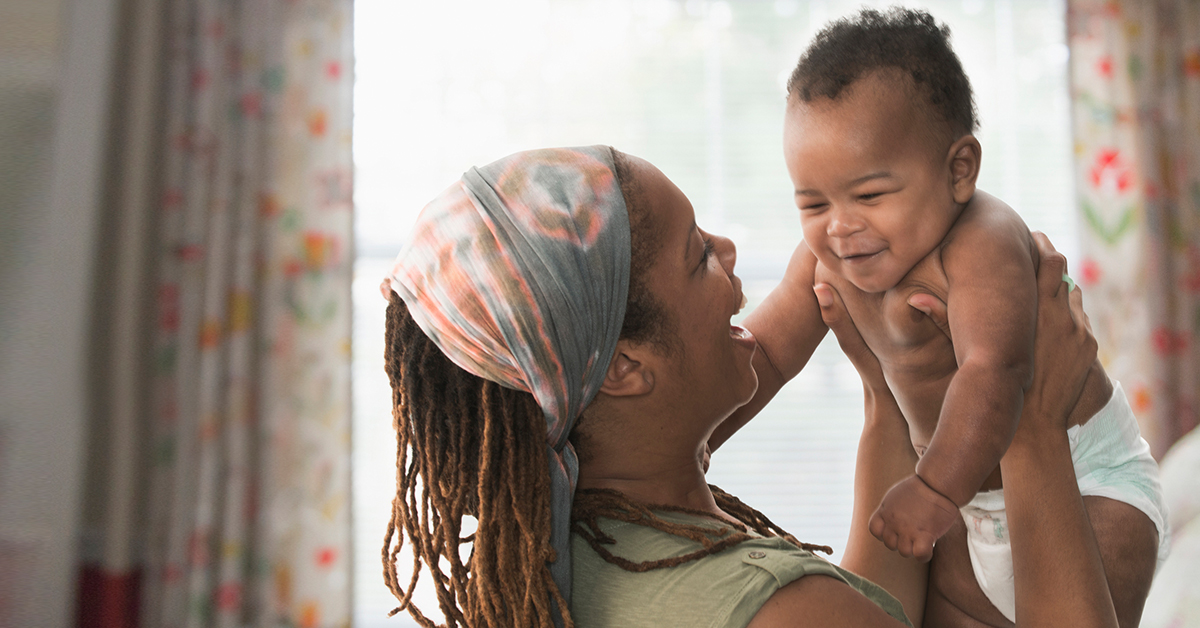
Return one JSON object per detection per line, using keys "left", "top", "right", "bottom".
{"left": 576, "top": 442, "right": 732, "bottom": 521}
{"left": 575, "top": 389, "right": 738, "bottom": 522}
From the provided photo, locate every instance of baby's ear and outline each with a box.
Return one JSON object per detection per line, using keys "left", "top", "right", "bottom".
{"left": 598, "top": 340, "right": 655, "bottom": 397}
{"left": 947, "top": 135, "right": 982, "bottom": 204}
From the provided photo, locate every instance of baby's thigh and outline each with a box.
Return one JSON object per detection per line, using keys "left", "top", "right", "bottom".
{"left": 1083, "top": 495, "right": 1158, "bottom": 628}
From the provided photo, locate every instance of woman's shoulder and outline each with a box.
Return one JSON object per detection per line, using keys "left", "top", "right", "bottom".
{"left": 569, "top": 512, "right": 870, "bottom": 628}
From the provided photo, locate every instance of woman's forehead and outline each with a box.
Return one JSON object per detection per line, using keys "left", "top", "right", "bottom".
{"left": 634, "top": 161, "right": 696, "bottom": 247}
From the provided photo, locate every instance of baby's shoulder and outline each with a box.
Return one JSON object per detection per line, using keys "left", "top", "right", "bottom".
{"left": 941, "top": 190, "right": 1035, "bottom": 265}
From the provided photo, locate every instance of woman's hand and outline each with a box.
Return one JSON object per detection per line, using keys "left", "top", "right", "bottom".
{"left": 1013, "top": 231, "right": 1097, "bottom": 443}
{"left": 816, "top": 282, "right": 929, "bottom": 626}
{"left": 814, "top": 284, "right": 888, "bottom": 395}
{"left": 1000, "top": 231, "right": 1118, "bottom": 628}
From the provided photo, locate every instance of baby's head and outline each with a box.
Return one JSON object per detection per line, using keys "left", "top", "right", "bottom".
{"left": 784, "top": 8, "right": 980, "bottom": 293}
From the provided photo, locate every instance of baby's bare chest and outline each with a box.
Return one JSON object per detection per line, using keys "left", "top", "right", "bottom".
{"left": 816, "top": 254, "right": 956, "bottom": 372}
{"left": 815, "top": 253, "right": 959, "bottom": 438}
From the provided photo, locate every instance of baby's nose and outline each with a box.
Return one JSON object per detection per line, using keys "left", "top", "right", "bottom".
{"left": 827, "top": 208, "right": 865, "bottom": 237}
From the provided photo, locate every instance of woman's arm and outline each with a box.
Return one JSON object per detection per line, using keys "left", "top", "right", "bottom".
{"left": 747, "top": 282, "right": 924, "bottom": 628}
{"left": 1001, "top": 233, "right": 1118, "bottom": 627}
{"left": 749, "top": 232, "right": 1115, "bottom": 628}
{"left": 814, "top": 283, "right": 928, "bottom": 627}
{"left": 710, "top": 242, "right": 827, "bottom": 451}
{"left": 914, "top": 232, "right": 1117, "bottom": 626}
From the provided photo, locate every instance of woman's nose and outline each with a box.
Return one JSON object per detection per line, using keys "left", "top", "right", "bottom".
{"left": 712, "top": 234, "right": 737, "bottom": 275}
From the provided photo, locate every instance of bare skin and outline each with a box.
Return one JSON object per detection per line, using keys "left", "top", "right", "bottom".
{"left": 713, "top": 70, "right": 1156, "bottom": 625}
{"left": 573, "top": 158, "right": 1136, "bottom": 626}
{"left": 575, "top": 156, "right": 758, "bottom": 526}
{"left": 747, "top": 234, "right": 1125, "bottom": 627}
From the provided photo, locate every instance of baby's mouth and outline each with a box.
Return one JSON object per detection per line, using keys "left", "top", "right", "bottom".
{"left": 840, "top": 250, "right": 882, "bottom": 264}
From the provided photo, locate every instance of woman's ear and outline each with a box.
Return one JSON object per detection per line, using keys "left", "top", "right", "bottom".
{"left": 598, "top": 341, "right": 655, "bottom": 397}
{"left": 947, "top": 135, "right": 982, "bottom": 204}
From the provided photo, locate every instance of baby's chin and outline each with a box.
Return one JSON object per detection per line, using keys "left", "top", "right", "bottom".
{"left": 842, "top": 270, "right": 901, "bottom": 294}
{"left": 817, "top": 253, "right": 901, "bottom": 294}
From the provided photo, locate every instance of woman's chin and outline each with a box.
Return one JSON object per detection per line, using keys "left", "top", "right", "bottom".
{"left": 733, "top": 370, "right": 759, "bottom": 408}
{"left": 727, "top": 326, "right": 760, "bottom": 406}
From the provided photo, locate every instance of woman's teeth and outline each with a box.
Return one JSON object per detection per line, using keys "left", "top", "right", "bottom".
{"left": 736, "top": 293, "right": 747, "bottom": 315}
{"left": 729, "top": 325, "right": 757, "bottom": 347}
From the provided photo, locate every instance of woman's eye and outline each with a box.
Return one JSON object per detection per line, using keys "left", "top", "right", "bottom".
{"left": 698, "top": 237, "right": 714, "bottom": 271}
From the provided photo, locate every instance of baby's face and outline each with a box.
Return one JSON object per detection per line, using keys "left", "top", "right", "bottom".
{"left": 784, "top": 71, "right": 963, "bottom": 293}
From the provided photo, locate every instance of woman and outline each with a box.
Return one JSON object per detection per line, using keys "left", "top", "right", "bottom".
{"left": 380, "top": 146, "right": 1117, "bottom": 627}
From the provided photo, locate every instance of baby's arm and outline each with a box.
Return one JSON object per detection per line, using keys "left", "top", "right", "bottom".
{"left": 869, "top": 193, "right": 1038, "bottom": 561}
{"left": 918, "top": 197, "right": 1037, "bottom": 505}
{"left": 709, "top": 241, "right": 828, "bottom": 451}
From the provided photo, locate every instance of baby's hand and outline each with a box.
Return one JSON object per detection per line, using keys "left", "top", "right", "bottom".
{"left": 869, "top": 474, "right": 960, "bottom": 562}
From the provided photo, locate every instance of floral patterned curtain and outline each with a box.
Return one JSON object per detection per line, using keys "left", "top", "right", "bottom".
{"left": 1067, "top": 0, "right": 1200, "bottom": 460}
{"left": 79, "top": 0, "right": 352, "bottom": 626}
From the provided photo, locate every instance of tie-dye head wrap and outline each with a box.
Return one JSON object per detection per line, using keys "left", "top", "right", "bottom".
{"left": 381, "top": 145, "right": 630, "bottom": 618}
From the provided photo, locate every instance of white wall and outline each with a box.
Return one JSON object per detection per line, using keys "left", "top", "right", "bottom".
{"left": 0, "top": 0, "right": 118, "bottom": 625}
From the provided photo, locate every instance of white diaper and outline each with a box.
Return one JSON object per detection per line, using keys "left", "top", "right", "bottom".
{"left": 958, "top": 382, "right": 1171, "bottom": 623}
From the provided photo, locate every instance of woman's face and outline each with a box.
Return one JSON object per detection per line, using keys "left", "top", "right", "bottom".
{"left": 633, "top": 159, "right": 759, "bottom": 418}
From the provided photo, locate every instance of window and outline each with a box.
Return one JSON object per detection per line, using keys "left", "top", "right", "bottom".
{"left": 352, "top": 1, "right": 1074, "bottom": 624}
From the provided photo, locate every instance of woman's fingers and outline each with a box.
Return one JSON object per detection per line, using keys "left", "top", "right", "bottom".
{"left": 815, "top": 283, "right": 862, "bottom": 351}
{"left": 907, "top": 292, "right": 951, "bottom": 341}
{"left": 1018, "top": 232, "right": 1098, "bottom": 438}
{"left": 1032, "top": 231, "right": 1068, "bottom": 301}
{"left": 815, "top": 283, "right": 886, "bottom": 386}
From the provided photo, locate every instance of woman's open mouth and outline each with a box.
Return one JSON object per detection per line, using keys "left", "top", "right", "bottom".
{"left": 730, "top": 325, "right": 757, "bottom": 350}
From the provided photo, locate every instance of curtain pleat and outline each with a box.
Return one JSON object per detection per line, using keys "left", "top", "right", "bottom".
{"left": 1067, "top": 0, "right": 1200, "bottom": 459}
{"left": 83, "top": 0, "right": 353, "bottom": 626}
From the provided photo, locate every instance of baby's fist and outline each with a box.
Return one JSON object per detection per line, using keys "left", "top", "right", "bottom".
{"left": 869, "top": 474, "right": 960, "bottom": 562}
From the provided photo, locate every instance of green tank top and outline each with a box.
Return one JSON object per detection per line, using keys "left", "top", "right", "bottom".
{"left": 570, "top": 511, "right": 912, "bottom": 628}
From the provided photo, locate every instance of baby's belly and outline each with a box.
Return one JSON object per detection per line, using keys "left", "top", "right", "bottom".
{"left": 887, "top": 363, "right": 1006, "bottom": 492}
{"left": 885, "top": 365, "right": 955, "bottom": 450}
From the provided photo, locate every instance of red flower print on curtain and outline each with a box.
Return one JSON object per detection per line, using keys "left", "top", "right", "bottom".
{"left": 77, "top": 0, "right": 353, "bottom": 626}
{"left": 1068, "top": 0, "right": 1200, "bottom": 459}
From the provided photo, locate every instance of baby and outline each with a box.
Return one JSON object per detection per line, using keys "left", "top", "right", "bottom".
{"left": 735, "top": 8, "right": 1169, "bottom": 625}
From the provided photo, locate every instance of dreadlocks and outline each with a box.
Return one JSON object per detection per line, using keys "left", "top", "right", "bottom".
{"left": 381, "top": 149, "right": 825, "bottom": 627}
{"left": 383, "top": 294, "right": 562, "bottom": 627}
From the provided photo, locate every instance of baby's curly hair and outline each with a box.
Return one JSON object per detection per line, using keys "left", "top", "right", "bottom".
{"left": 787, "top": 7, "right": 978, "bottom": 140}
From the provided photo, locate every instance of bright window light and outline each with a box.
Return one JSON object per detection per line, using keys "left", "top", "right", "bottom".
{"left": 352, "top": 1, "right": 1074, "bottom": 625}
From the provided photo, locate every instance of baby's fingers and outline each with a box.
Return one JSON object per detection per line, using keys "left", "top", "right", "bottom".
{"left": 913, "top": 535, "right": 935, "bottom": 563}
{"left": 882, "top": 528, "right": 900, "bottom": 552}
{"left": 869, "top": 511, "right": 886, "bottom": 541}
{"left": 869, "top": 511, "right": 902, "bottom": 553}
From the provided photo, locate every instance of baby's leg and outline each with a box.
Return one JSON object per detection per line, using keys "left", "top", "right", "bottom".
{"left": 1083, "top": 495, "right": 1157, "bottom": 628}
{"left": 1071, "top": 382, "right": 1167, "bottom": 628}
{"left": 924, "top": 518, "right": 1011, "bottom": 627}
